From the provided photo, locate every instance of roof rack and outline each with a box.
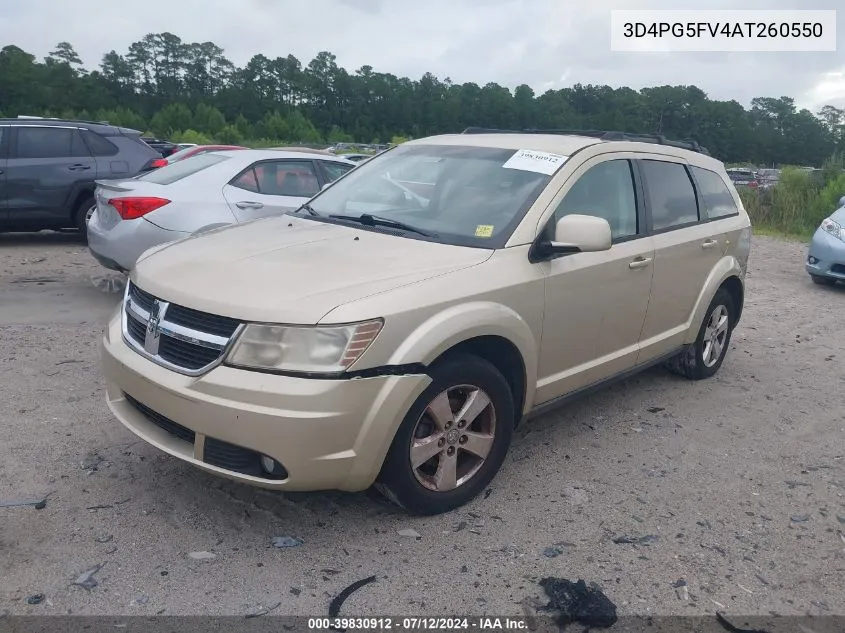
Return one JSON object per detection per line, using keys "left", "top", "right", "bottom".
{"left": 461, "top": 126, "right": 710, "bottom": 156}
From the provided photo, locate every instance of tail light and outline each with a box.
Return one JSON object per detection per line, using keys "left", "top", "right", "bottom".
{"left": 109, "top": 197, "right": 171, "bottom": 220}
{"left": 748, "top": 180, "right": 758, "bottom": 189}
{"left": 150, "top": 158, "right": 168, "bottom": 168}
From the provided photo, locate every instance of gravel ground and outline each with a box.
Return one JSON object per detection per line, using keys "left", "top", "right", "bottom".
{"left": 0, "top": 231, "right": 843, "bottom": 622}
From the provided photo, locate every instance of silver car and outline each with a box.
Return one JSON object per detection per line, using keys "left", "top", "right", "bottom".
{"left": 806, "top": 195, "right": 845, "bottom": 286}
{"left": 87, "top": 150, "right": 355, "bottom": 272}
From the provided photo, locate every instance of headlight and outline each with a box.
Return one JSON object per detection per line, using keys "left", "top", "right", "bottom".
{"left": 226, "top": 320, "right": 383, "bottom": 374}
{"left": 821, "top": 218, "right": 845, "bottom": 242}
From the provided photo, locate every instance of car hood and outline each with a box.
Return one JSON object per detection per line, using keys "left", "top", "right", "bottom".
{"left": 132, "top": 215, "right": 492, "bottom": 324}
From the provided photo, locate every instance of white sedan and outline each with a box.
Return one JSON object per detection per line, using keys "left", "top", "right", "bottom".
{"left": 87, "top": 149, "right": 357, "bottom": 272}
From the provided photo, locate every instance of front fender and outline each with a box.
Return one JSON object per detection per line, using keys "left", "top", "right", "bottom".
{"left": 684, "top": 256, "right": 744, "bottom": 345}
{"left": 385, "top": 301, "right": 538, "bottom": 414}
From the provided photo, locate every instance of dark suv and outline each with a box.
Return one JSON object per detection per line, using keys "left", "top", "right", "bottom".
{"left": 0, "top": 118, "right": 160, "bottom": 237}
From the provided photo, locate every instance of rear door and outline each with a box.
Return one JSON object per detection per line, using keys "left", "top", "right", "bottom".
{"left": 6, "top": 125, "right": 96, "bottom": 225}
{"left": 636, "top": 157, "right": 725, "bottom": 363}
{"left": 222, "top": 159, "right": 322, "bottom": 222}
{"left": 0, "top": 126, "right": 8, "bottom": 224}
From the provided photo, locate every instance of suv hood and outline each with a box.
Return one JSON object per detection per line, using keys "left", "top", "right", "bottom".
{"left": 132, "top": 215, "right": 492, "bottom": 324}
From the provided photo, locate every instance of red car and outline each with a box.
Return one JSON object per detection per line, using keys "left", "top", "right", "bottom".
{"left": 145, "top": 144, "right": 247, "bottom": 170}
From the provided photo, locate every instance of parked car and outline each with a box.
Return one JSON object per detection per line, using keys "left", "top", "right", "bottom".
{"left": 87, "top": 149, "right": 356, "bottom": 272}
{"left": 756, "top": 168, "right": 780, "bottom": 190}
{"left": 176, "top": 143, "right": 198, "bottom": 151}
{"left": 99, "top": 129, "right": 751, "bottom": 515}
{"left": 141, "top": 137, "right": 178, "bottom": 157}
{"left": 0, "top": 117, "right": 161, "bottom": 236}
{"left": 145, "top": 144, "right": 247, "bottom": 169}
{"left": 726, "top": 168, "right": 759, "bottom": 189}
{"left": 806, "top": 195, "right": 845, "bottom": 286}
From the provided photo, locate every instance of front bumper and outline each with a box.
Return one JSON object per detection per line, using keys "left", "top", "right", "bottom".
{"left": 87, "top": 210, "right": 189, "bottom": 273}
{"left": 806, "top": 228, "right": 845, "bottom": 281}
{"left": 100, "top": 312, "right": 430, "bottom": 492}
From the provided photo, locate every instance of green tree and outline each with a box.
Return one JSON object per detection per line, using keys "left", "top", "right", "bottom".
{"left": 150, "top": 103, "right": 193, "bottom": 136}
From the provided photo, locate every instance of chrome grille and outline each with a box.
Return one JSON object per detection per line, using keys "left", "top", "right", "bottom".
{"left": 122, "top": 281, "right": 243, "bottom": 375}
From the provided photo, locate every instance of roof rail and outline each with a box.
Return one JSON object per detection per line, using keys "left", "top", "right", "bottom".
{"left": 460, "top": 126, "right": 710, "bottom": 156}
{"left": 2, "top": 115, "right": 112, "bottom": 126}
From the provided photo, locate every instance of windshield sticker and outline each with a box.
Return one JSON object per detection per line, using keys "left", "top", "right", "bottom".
{"left": 502, "top": 149, "right": 568, "bottom": 175}
{"left": 475, "top": 224, "right": 494, "bottom": 238}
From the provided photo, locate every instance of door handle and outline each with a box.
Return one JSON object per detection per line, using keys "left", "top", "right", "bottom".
{"left": 628, "top": 256, "right": 653, "bottom": 270}
{"left": 701, "top": 239, "right": 719, "bottom": 249}
{"left": 235, "top": 201, "right": 264, "bottom": 210}
{"left": 68, "top": 164, "right": 91, "bottom": 171}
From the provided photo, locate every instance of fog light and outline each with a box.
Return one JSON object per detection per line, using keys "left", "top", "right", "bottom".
{"left": 260, "top": 455, "right": 276, "bottom": 473}
{"left": 808, "top": 256, "right": 819, "bottom": 265}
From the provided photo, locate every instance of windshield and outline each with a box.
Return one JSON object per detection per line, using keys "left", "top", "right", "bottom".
{"left": 299, "top": 144, "right": 555, "bottom": 248}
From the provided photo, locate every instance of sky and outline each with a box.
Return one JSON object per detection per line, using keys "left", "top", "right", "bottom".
{"left": 1, "top": 0, "right": 843, "bottom": 112}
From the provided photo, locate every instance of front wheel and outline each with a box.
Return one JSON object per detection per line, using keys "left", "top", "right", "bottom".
{"left": 376, "top": 353, "right": 514, "bottom": 515}
{"left": 665, "top": 288, "right": 735, "bottom": 380}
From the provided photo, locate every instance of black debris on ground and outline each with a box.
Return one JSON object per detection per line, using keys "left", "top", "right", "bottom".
{"left": 328, "top": 575, "right": 378, "bottom": 631}
{"left": 539, "top": 578, "right": 618, "bottom": 630}
{"left": 647, "top": 407, "right": 665, "bottom": 413}
{"left": 612, "top": 534, "right": 659, "bottom": 545}
{"left": 25, "top": 594, "right": 44, "bottom": 605}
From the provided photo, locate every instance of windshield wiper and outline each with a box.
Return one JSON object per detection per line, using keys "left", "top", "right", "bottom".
{"left": 293, "top": 203, "right": 319, "bottom": 216}
{"left": 328, "top": 213, "right": 434, "bottom": 237}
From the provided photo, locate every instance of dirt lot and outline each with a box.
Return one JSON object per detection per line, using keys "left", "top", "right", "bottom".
{"left": 1, "top": 231, "right": 843, "bottom": 621}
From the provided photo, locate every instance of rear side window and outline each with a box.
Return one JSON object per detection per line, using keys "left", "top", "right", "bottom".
{"left": 691, "top": 166, "right": 739, "bottom": 220}
{"left": 640, "top": 160, "right": 699, "bottom": 231}
{"left": 231, "top": 168, "right": 260, "bottom": 193}
{"left": 15, "top": 127, "right": 91, "bottom": 159}
{"left": 138, "top": 153, "right": 228, "bottom": 185}
{"left": 82, "top": 130, "right": 119, "bottom": 156}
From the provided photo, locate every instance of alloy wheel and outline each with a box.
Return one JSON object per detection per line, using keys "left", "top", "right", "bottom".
{"left": 702, "top": 304, "right": 729, "bottom": 368}
{"left": 409, "top": 385, "right": 496, "bottom": 492}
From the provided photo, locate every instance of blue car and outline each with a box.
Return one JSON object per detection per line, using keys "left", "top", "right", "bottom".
{"left": 807, "top": 195, "right": 845, "bottom": 286}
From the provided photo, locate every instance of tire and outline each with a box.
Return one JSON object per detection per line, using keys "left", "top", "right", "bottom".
{"left": 74, "top": 195, "right": 95, "bottom": 242}
{"left": 375, "top": 353, "right": 514, "bottom": 515}
{"left": 810, "top": 274, "right": 836, "bottom": 286}
{"left": 665, "top": 288, "right": 735, "bottom": 381}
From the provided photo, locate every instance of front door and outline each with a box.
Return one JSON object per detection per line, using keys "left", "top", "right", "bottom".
{"left": 535, "top": 157, "right": 655, "bottom": 404}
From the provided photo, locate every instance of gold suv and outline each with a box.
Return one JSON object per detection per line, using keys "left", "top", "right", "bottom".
{"left": 100, "top": 129, "right": 751, "bottom": 515}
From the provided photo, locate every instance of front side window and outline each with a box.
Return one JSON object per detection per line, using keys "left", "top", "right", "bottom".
{"left": 691, "top": 166, "right": 739, "bottom": 220}
{"left": 640, "top": 160, "right": 699, "bottom": 231}
{"left": 300, "top": 144, "right": 555, "bottom": 248}
{"left": 552, "top": 159, "right": 638, "bottom": 240}
{"left": 321, "top": 160, "right": 354, "bottom": 182}
{"left": 16, "top": 127, "right": 90, "bottom": 159}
